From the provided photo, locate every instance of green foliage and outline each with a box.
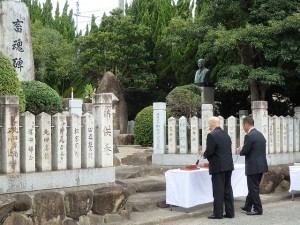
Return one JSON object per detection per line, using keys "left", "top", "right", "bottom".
{"left": 166, "top": 84, "right": 202, "bottom": 118}
{"left": 134, "top": 106, "right": 153, "bottom": 146}
{"left": 82, "top": 84, "right": 96, "bottom": 103}
{"left": 31, "top": 21, "right": 78, "bottom": 95}
{"left": 0, "top": 52, "right": 26, "bottom": 112}
{"left": 21, "top": 81, "right": 63, "bottom": 115}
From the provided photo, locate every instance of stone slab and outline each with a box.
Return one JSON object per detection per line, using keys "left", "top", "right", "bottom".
{"left": 0, "top": 167, "right": 115, "bottom": 194}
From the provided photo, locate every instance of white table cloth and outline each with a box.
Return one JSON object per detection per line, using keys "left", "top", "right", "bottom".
{"left": 289, "top": 166, "right": 300, "bottom": 200}
{"left": 165, "top": 164, "right": 247, "bottom": 208}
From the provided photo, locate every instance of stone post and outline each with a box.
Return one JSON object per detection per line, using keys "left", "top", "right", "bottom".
{"left": 52, "top": 113, "right": 67, "bottom": 170}
{"left": 287, "top": 116, "right": 294, "bottom": 152}
{"left": 179, "top": 116, "right": 188, "bottom": 154}
{"left": 268, "top": 116, "right": 275, "bottom": 154}
{"left": 280, "top": 116, "right": 288, "bottom": 153}
{"left": 227, "top": 116, "right": 237, "bottom": 155}
{"left": 0, "top": 1, "right": 35, "bottom": 80}
{"left": 153, "top": 102, "right": 166, "bottom": 154}
{"left": 81, "top": 113, "right": 95, "bottom": 168}
{"left": 190, "top": 116, "right": 199, "bottom": 154}
{"left": 201, "top": 104, "right": 213, "bottom": 150}
{"left": 36, "top": 112, "right": 52, "bottom": 171}
{"left": 93, "top": 93, "right": 118, "bottom": 167}
{"left": 67, "top": 114, "right": 81, "bottom": 169}
{"left": 20, "top": 111, "right": 35, "bottom": 172}
{"left": 294, "top": 107, "right": 300, "bottom": 152}
{"left": 294, "top": 107, "right": 300, "bottom": 119}
{"left": 272, "top": 116, "right": 281, "bottom": 154}
{"left": 167, "top": 117, "right": 177, "bottom": 154}
{"left": 251, "top": 101, "right": 269, "bottom": 153}
{"left": 239, "top": 110, "right": 249, "bottom": 118}
{"left": 239, "top": 115, "right": 246, "bottom": 148}
{"left": 0, "top": 96, "right": 20, "bottom": 173}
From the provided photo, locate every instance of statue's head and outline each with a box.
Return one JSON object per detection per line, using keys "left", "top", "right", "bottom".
{"left": 198, "top": 59, "right": 205, "bottom": 68}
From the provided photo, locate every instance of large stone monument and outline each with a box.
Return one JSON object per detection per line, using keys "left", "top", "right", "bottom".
{"left": 0, "top": 0, "right": 35, "bottom": 81}
{"left": 97, "top": 71, "right": 128, "bottom": 134}
{"left": 194, "top": 58, "right": 214, "bottom": 104}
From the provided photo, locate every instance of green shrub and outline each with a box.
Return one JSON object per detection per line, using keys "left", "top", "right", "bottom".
{"left": 134, "top": 106, "right": 153, "bottom": 146}
{"left": 0, "top": 51, "right": 26, "bottom": 112}
{"left": 21, "top": 81, "right": 63, "bottom": 115}
{"left": 166, "top": 84, "right": 202, "bottom": 118}
{"left": 134, "top": 105, "right": 172, "bottom": 147}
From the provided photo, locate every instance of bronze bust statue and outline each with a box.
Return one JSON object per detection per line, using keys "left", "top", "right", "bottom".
{"left": 194, "top": 58, "right": 214, "bottom": 87}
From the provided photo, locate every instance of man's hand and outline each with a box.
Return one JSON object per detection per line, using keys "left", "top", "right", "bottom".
{"left": 236, "top": 147, "right": 241, "bottom": 155}
{"left": 199, "top": 149, "right": 205, "bottom": 157}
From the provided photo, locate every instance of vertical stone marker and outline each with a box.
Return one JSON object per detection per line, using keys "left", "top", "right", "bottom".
{"left": 153, "top": 103, "right": 166, "bottom": 154}
{"left": 20, "top": 111, "right": 35, "bottom": 172}
{"left": 93, "top": 93, "right": 118, "bottom": 167}
{"left": 36, "top": 112, "right": 52, "bottom": 171}
{"left": 167, "top": 117, "right": 177, "bottom": 154}
{"left": 0, "top": 96, "right": 20, "bottom": 173}
{"left": 190, "top": 116, "right": 199, "bottom": 154}
{"left": 179, "top": 116, "right": 188, "bottom": 154}
{"left": 0, "top": 0, "right": 34, "bottom": 80}
{"left": 201, "top": 104, "right": 213, "bottom": 150}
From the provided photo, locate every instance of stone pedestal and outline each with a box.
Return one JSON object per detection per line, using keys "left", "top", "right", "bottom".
{"left": 0, "top": 1, "right": 34, "bottom": 80}
{"left": 201, "top": 87, "right": 214, "bottom": 104}
{"left": 69, "top": 99, "right": 83, "bottom": 116}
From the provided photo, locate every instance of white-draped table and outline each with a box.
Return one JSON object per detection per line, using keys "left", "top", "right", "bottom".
{"left": 289, "top": 166, "right": 300, "bottom": 200}
{"left": 165, "top": 164, "right": 247, "bottom": 209}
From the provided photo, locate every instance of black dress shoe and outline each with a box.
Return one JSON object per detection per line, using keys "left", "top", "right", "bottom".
{"left": 223, "top": 214, "right": 234, "bottom": 218}
{"left": 241, "top": 207, "right": 250, "bottom": 212}
{"left": 207, "top": 215, "right": 223, "bottom": 219}
{"left": 246, "top": 211, "right": 262, "bottom": 215}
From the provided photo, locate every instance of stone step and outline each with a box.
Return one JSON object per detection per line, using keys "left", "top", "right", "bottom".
{"left": 125, "top": 191, "right": 168, "bottom": 212}
{"left": 115, "top": 165, "right": 179, "bottom": 180}
{"left": 116, "top": 175, "right": 166, "bottom": 193}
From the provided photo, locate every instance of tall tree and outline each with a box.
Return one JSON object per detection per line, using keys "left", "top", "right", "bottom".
{"left": 79, "top": 8, "right": 156, "bottom": 117}
{"left": 197, "top": 0, "right": 300, "bottom": 103}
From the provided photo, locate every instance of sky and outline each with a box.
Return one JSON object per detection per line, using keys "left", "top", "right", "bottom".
{"left": 38, "top": 0, "right": 133, "bottom": 33}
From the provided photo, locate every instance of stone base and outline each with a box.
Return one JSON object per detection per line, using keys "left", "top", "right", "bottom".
{"left": 201, "top": 86, "right": 214, "bottom": 104}
{"left": 114, "top": 134, "right": 134, "bottom": 145}
{"left": 152, "top": 152, "right": 300, "bottom": 166}
{"left": 0, "top": 167, "right": 115, "bottom": 194}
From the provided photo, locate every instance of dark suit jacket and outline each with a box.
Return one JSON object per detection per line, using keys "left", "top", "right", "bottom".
{"left": 204, "top": 127, "right": 234, "bottom": 175}
{"left": 240, "top": 128, "right": 268, "bottom": 176}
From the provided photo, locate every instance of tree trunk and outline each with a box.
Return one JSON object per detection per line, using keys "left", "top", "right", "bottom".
{"left": 250, "top": 81, "right": 269, "bottom": 102}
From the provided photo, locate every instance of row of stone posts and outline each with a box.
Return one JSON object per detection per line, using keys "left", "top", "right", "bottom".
{"left": 0, "top": 94, "right": 118, "bottom": 194}
{"left": 152, "top": 101, "right": 300, "bottom": 165}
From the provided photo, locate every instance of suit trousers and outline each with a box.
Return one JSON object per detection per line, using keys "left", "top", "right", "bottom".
{"left": 244, "top": 173, "right": 263, "bottom": 213}
{"left": 211, "top": 170, "right": 234, "bottom": 218}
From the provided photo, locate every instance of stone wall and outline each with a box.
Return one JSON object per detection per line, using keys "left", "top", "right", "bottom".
{"left": 0, "top": 185, "right": 130, "bottom": 225}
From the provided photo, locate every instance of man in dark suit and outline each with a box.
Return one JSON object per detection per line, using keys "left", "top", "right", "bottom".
{"left": 237, "top": 116, "right": 268, "bottom": 215}
{"left": 200, "top": 116, "right": 235, "bottom": 219}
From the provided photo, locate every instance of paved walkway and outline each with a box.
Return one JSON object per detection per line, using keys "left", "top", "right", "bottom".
{"left": 161, "top": 197, "right": 300, "bottom": 225}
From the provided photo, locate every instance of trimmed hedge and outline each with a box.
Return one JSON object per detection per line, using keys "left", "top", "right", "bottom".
{"left": 166, "top": 84, "right": 202, "bottom": 118}
{"left": 21, "top": 80, "right": 63, "bottom": 115}
{"left": 0, "top": 51, "right": 26, "bottom": 112}
{"left": 134, "top": 106, "right": 153, "bottom": 146}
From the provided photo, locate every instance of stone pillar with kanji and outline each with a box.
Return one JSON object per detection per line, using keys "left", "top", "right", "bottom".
{"left": 0, "top": 0, "right": 34, "bottom": 80}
